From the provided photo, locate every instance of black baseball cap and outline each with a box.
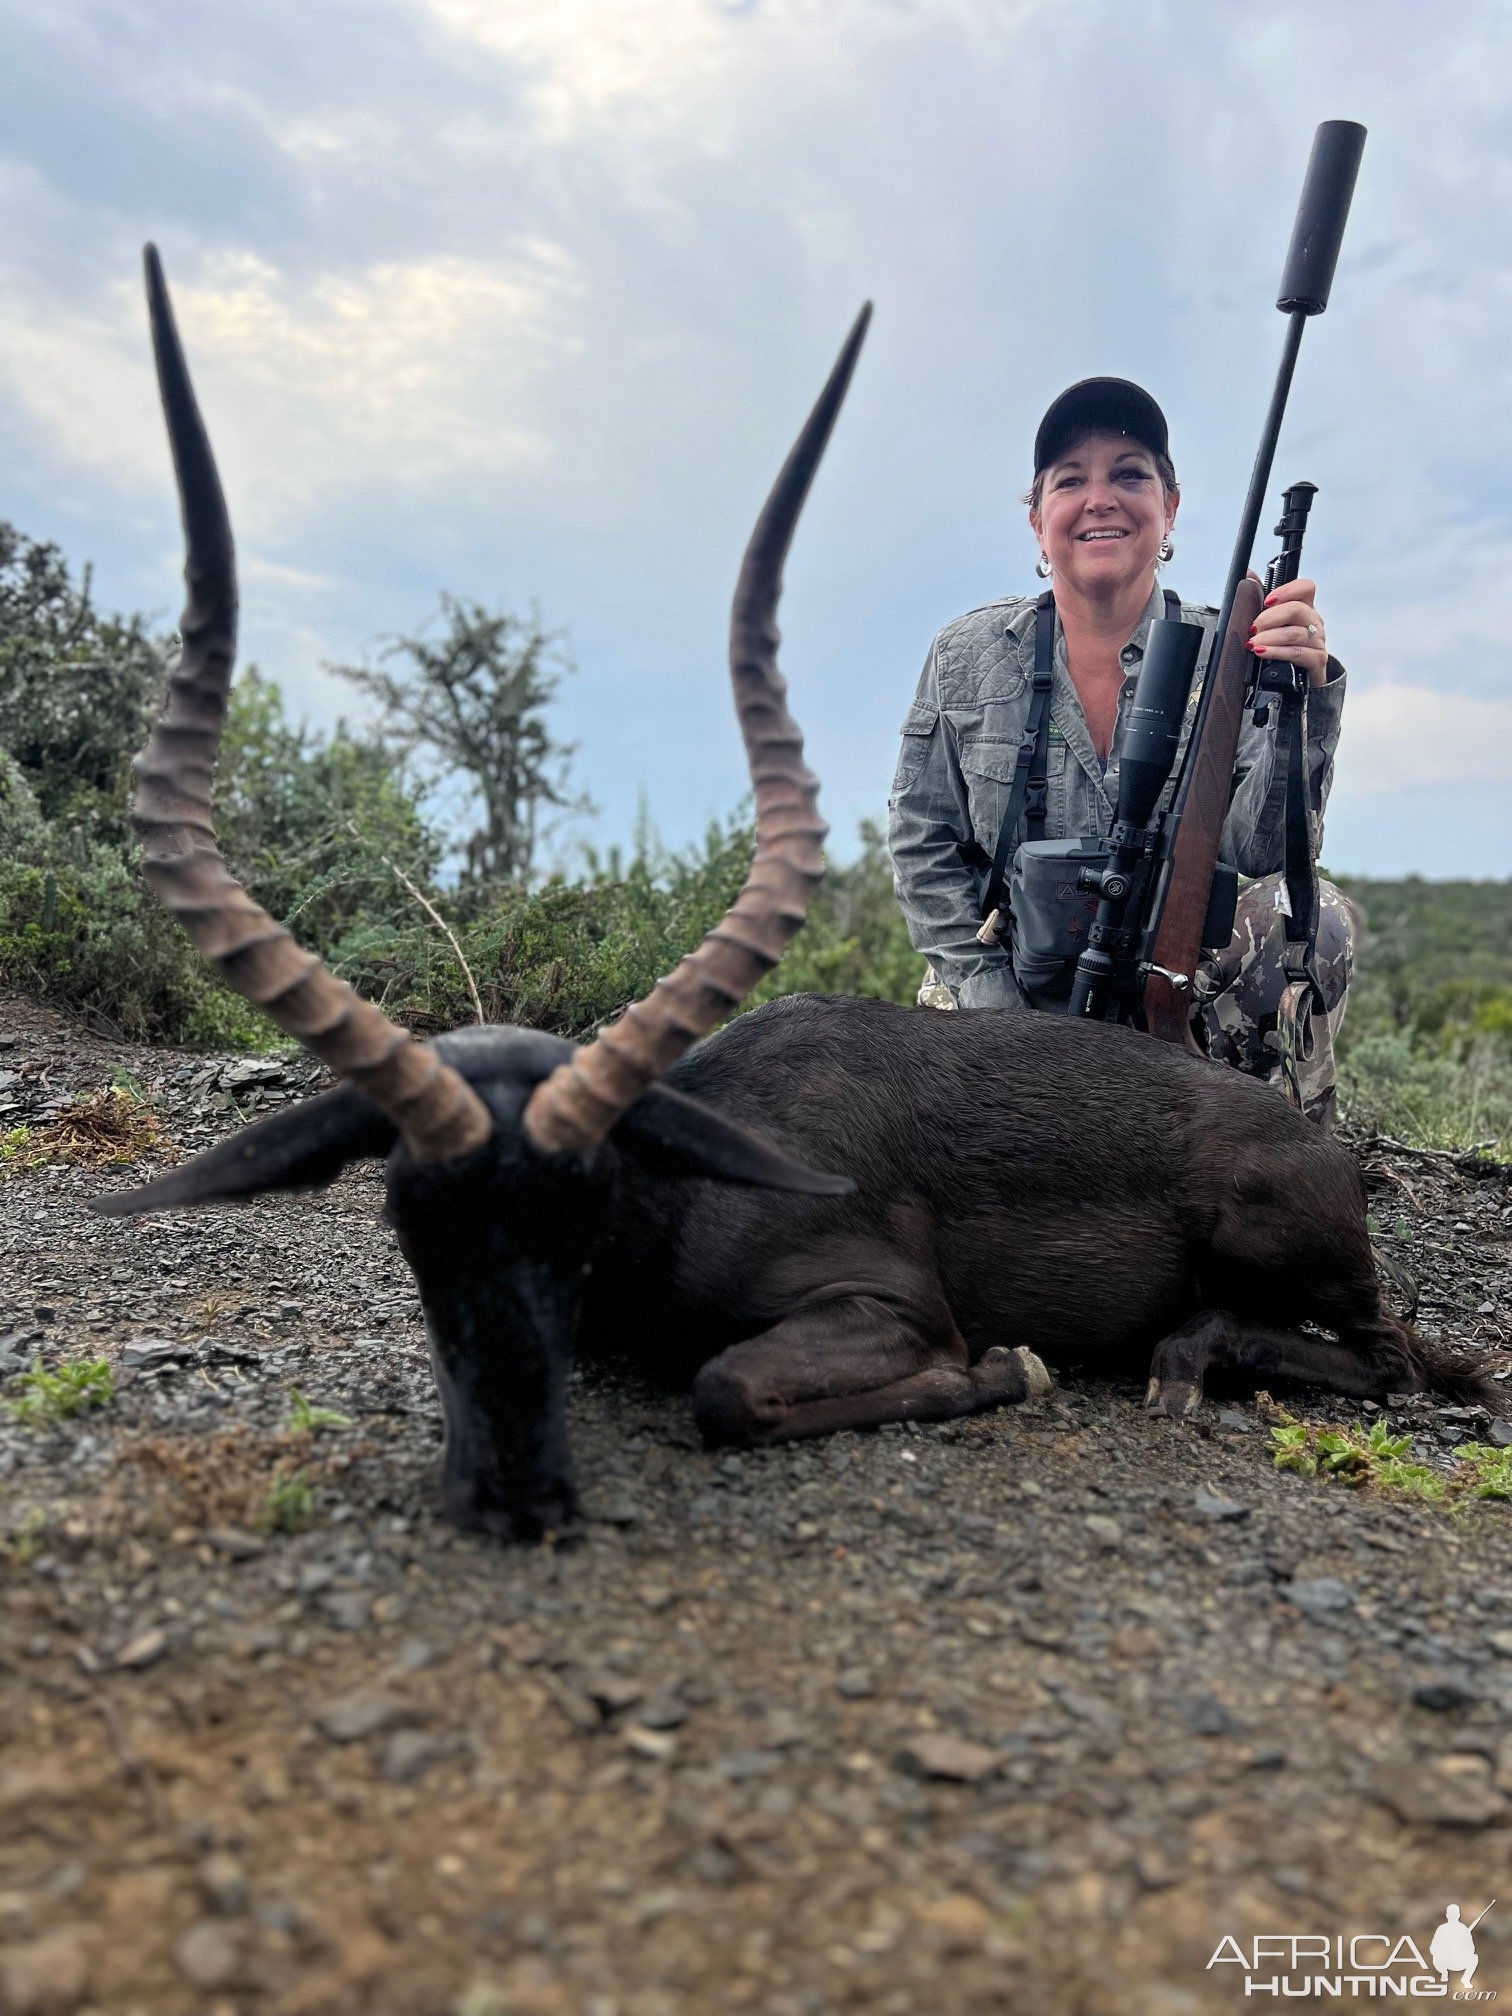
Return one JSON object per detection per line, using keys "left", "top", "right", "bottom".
{"left": 1033, "top": 378, "right": 1170, "bottom": 474}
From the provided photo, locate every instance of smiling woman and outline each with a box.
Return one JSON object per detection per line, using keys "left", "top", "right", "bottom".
{"left": 887, "top": 376, "right": 1358, "bottom": 1126}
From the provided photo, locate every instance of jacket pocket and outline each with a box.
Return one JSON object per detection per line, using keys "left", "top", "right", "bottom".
{"left": 891, "top": 703, "right": 938, "bottom": 794}
{"left": 957, "top": 736, "right": 1020, "bottom": 854}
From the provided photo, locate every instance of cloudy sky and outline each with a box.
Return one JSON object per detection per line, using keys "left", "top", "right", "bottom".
{"left": 2, "top": 0, "right": 1508, "bottom": 876}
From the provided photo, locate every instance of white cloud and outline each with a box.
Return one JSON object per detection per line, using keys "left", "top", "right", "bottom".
{"left": 425, "top": 0, "right": 733, "bottom": 141}
{"left": 1330, "top": 683, "right": 1512, "bottom": 796}
{"left": 0, "top": 242, "right": 586, "bottom": 530}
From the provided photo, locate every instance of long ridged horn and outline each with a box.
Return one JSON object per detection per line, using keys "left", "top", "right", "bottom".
{"left": 523, "top": 303, "right": 871, "bottom": 1155}
{"left": 135, "top": 245, "right": 492, "bottom": 1164}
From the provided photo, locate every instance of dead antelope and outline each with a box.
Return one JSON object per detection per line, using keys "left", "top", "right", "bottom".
{"left": 98, "top": 250, "right": 1499, "bottom": 1542}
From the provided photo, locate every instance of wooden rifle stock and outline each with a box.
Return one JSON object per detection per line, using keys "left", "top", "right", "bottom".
{"left": 1141, "top": 575, "right": 1264, "bottom": 1050}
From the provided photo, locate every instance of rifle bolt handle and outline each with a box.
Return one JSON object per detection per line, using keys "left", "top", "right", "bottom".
{"left": 1141, "top": 963, "right": 1191, "bottom": 993}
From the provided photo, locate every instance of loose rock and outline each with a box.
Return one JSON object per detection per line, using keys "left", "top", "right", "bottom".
{"left": 0, "top": 1926, "right": 90, "bottom": 2015}
{"left": 313, "top": 1691, "right": 420, "bottom": 1743}
{"left": 896, "top": 1734, "right": 1001, "bottom": 1784}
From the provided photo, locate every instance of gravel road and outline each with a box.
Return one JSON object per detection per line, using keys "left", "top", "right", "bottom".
{"left": 2, "top": 991, "right": 1510, "bottom": 2016}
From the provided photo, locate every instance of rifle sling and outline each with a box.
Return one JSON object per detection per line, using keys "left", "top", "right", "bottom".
{"left": 1278, "top": 679, "right": 1324, "bottom": 1002}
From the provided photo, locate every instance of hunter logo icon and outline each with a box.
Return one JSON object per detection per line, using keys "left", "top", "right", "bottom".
{"left": 1431, "top": 1902, "right": 1491, "bottom": 1992}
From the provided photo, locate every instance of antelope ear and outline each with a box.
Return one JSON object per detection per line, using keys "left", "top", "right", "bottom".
{"left": 615, "top": 1083, "right": 855, "bottom": 1195}
{"left": 91, "top": 1085, "right": 397, "bottom": 1218}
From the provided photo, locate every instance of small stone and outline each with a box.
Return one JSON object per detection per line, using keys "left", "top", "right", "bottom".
{"left": 115, "top": 1627, "right": 167, "bottom": 1670}
{"left": 589, "top": 1496, "right": 641, "bottom": 1527}
{"left": 1478, "top": 1301, "right": 1496, "bottom": 1316}
{"left": 634, "top": 1692, "right": 687, "bottom": 1731}
{"left": 313, "top": 1691, "right": 418, "bottom": 1742}
{"left": 121, "top": 1338, "right": 187, "bottom": 1370}
{"left": 714, "top": 1748, "right": 782, "bottom": 1782}
{"left": 914, "top": 1893, "right": 994, "bottom": 1950}
{"left": 1412, "top": 1678, "right": 1477, "bottom": 1714}
{"left": 686, "top": 1842, "right": 740, "bottom": 1886}
{"left": 1193, "top": 1489, "right": 1249, "bottom": 1521}
{"left": 454, "top": 1986, "right": 513, "bottom": 2016}
{"left": 625, "top": 1727, "right": 677, "bottom": 1763}
{"left": 380, "top": 1729, "right": 452, "bottom": 1785}
{"left": 544, "top": 1681, "right": 602, "bottom": 1734}
{"left": 206, "top": 1527, "right": 265, "bottom": 1561}
{"left": 392, "top": 1637, "right": 439, "bottom": 1672}
{"left": 1372, "top": 1766, "right": 1507, "bottom": 1828}
{"left": 1488, "top": 1421, "right": 1512, "bottom": 1450}
{"left": 1285, "top": 1578, "right": 1354, "bottom": 1617}
{"left": 1217, "top": 1410, "right": 1254, "bottom": 1433}
{"left": 1134, "top": 1847, "right": 1182, "bottom": 1890}
{"left": 896, "top": 1734, "right": 1001, "bottom": 1784}
{"left": 584, "top": 1672, "right": 643, "bottom": 1715}
{"left": 1245, "top": 1747, "right": 1287, "bottom": 1771}
{"left": 1487, "top": 1630, "right": 1512, "bottom": 1660}
{"left": 1084, "top": 1515, "right": 1122, "bottom": 1547}
{"left": 319, "top": 1590, "right": 372, "bottom": 1631}
{"left": 197, "top": 1851, "right": 249, "bottom": 1915}
{"left": 174, "top": 1920, "right": 243, "bottom": 1991}
{"left": 0, "top": 1925, "right": 89, "bottom": 2014}
{"left": 835, "top": 1669, "right": 876, "bottom": 1700}
{"left": 1179, "top": 1693, "right": 1235, "bottom": 1736}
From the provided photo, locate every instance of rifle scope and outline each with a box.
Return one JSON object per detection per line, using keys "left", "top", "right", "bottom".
{"left": 1067, "top": 617, "right": 1205, "bottom": 1021}
{"left": 1116, "top": 620, "right": 1205, "bottom": 834}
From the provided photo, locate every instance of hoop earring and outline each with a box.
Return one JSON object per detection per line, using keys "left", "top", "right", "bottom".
{"left": 1035, "top": 553, "right": 1053, "bottom": 579}
{"left": 1157, "top": 535, "right": 1175, "bottom": 565}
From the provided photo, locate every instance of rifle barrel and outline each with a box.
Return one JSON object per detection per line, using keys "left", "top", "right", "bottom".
{"left": 1139, "top": 122, "right": 1364, "bottom": 1005}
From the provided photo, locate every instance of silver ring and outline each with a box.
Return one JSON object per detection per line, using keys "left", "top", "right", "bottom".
{"left": 1306, "top": 623, "right": 1318, "bottom": 640}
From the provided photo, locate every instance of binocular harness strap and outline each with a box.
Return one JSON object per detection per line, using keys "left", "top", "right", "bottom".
{"left": 980, "top": 589, "right": 1183, "bottom": 936}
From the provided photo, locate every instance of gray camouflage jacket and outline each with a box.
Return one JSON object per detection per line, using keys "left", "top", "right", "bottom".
{"left": 887, "top": 581, "right": 1346, "bottom": 1010}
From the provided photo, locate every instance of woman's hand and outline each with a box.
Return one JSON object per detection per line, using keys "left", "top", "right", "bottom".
{"left": 1249, "top": 576, "right": 1331, "bottom": 687}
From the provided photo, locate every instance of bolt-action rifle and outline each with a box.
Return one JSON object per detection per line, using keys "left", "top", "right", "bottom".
{"left": 1061, "top": 120, "right": 1366, "bottom": 1048}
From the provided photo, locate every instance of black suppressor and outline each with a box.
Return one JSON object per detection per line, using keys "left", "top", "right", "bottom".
{"left": 1277, "top": 120, "right": 1367, "bottom": 316}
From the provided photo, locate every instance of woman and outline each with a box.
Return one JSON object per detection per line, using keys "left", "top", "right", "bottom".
{"left": 887, "top": 377, "right": 1354, "bottom": 1124}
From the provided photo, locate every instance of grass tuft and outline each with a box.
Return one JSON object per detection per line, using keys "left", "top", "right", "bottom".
{"left": 0, "top": 1082, "right": 168, "bottom": 1178}
{"left": 285, "top": 1389, "right": 352, "bottom": 1434}
{"left": 3, "top": 1357, "right": 114, "bottom": 1429}
{"left": 260, "top": 1470, "right": 316, "bottom": 1534}
{"left": 1271, "top": 1411, "right": 1512, "bottom": 1510}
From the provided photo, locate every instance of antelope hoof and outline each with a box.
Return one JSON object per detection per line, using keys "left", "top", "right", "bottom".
{"left": 1012, "top": 1347, "right": 1053, "bottom": 1399}
{"left": 1145, "top": 1377, "right": 1199, "bottom": 1419}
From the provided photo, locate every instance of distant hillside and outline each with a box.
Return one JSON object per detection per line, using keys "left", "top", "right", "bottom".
{"left": 1334, "top": 875, "right": 1512, "bottom": 1028}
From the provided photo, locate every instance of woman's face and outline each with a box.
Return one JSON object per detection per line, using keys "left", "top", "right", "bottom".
{"left": 1031, "top": 430, "right": 1178, "bottom": 600}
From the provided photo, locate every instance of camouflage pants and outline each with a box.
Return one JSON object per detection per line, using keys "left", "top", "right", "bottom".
{"left": 1193, "top": 876, "right": 1358, "bottom": 1127}
{"left": 917, "top": 875, "right": 1358, "bottom": 1126}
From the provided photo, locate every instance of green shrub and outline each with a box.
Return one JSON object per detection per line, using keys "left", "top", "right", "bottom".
{"left": 1338, "top": 1028, "right": 1512, "bottom": 1155}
